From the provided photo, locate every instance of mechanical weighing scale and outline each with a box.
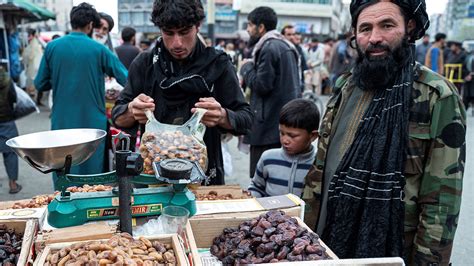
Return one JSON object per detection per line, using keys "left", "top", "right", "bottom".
{"left": 6, "top": 129, "right": 207, "bottom": 233}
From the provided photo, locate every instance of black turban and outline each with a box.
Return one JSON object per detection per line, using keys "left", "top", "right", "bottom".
{"left": 350, "top": 0, "right": 430, "bottom": 41}
{"left": 99, "top": 12, "right": 114, "bottom": 32}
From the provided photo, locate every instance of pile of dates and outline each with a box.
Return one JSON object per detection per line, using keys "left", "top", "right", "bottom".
{"left": 66, "top": 184, "right": 113, "bottom": 193}
{"left": 139, "top": 131, "right": 208, "bottom": 175}
{"left": 45, "top": 233, "right": 176, "bottom": 266}
{"left": 0, "top": 224, "right": 23, "bottom": 266}
{"left": 211, "top": 210, "right": 329, "bottom": 264}
{"left": 12, "top": 193, "right": 58, "bottom": 209}
{"left": 194, "top": 190, "right": 252, "bottom": 201}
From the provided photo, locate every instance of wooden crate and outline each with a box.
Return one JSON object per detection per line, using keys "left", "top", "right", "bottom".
{"left": 192, "top": 185, "right": 252, "bottom": 200}
{"left": 0, "top": 219, "right": 38, "bottom": 266}
{"left": 34, "top": 222, "right": 117, "bottom": 253}
{"left": 188, "top": 214, "right": 338, "bottom": 266}
{"left": 194, "top": 193, "right": 305, "bottom": 220}
{"left": 34, "top": 234, "right": 187, "bottom": 266}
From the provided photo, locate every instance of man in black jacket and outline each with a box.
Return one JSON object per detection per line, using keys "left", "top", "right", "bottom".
{"left": 240, "top": 6, "right": 300, "bottom": 178}
{"left": 116, "top": 27, "right": 140, "bottom": 70}
{"left": 112, "top": 0, "right": 253, "bottom": 185}
{"left": 282, "top": 25, "right": 308, "bottom": 94}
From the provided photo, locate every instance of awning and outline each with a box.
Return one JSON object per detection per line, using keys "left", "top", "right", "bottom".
{"left": 0, "top": 0, "right": 56, "bottom": 22}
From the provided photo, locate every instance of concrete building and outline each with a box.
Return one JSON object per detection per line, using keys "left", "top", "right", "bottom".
{"left": 427, "top": 13, "right": 446, "bottom": 39}
{"left": 444, "top": 0, "right": 474, "bottom": 41}
{"left": 236, "top": 0, "right": 347, "bottom": 38}
{"left": 31, "top": 0, "right": 73, "bottom": 32}
{"left": 117, "top": 0, "right": 155, "bottom": 34}
{"left": 117, "top": 0, "right": 238, "bottom": 39}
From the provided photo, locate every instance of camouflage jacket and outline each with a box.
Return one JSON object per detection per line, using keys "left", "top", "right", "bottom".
{"left": 303, "top": 63, "right": 466, "bottom": 265}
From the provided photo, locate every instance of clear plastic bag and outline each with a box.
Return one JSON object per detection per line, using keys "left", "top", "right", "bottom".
{"left": 139, "top": 109, "right": 208, "bottom": 175}
{"left": 13, "top": 84, "right": 39, "bottom": 119}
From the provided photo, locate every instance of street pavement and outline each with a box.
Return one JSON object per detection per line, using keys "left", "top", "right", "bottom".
{"left": 0, "top": 100, "right": 473, "bottom": 264}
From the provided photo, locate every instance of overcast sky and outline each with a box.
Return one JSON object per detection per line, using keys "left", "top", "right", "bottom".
{"left": 76, "top": 0, "right": 449, "bottom": 33}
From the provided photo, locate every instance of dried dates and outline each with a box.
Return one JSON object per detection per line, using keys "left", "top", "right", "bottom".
{"left": 210, "top": 210, "right": 329, "bottom": 264}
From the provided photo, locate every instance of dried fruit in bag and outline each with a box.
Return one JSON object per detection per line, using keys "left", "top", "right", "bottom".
{"left": 140, "top": 109, "right": 208, "bottom": 175}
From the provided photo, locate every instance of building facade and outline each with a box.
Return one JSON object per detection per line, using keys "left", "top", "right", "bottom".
{"left": 427, "top": 13, "right": 446, "bottom": 39}
{"left": 236, "top": 0, "right": 347, "bottom": 39}
{"left": 31, "top": 0, "right": 73, "bottom": 32}
{"left": 444, "top": 0, "right": 474, "bottom": 41}
{"left": 117, "top": 0, "right": 238, "bottom": 38}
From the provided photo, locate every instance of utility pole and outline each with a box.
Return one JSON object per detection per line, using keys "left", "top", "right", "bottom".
{"left": 207, "top": 0, "right": 216, "bottom": 45}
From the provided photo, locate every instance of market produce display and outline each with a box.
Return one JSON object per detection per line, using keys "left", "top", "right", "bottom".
{"left": 210, "top": 210, "right": 329, "bottom": 264}
{"left": 44, "top": 233, "right": 176, "bottom": 266}
{"left": 66, "top": 184, "right": 113, "bottom": 193}
{"left": 11, "top": 194, "right": 57, "bottom": 209}
{"left": 193, "top": 190, "right": 253, "bottom": 200}
{"left": 10, "top": 185, "right": 114, "bottom": 209}
{"left": 140, "top": 131, "right": 208, "bottom": 175}
{"left": 0, "top": 224, "right": 22, "bottom": 265}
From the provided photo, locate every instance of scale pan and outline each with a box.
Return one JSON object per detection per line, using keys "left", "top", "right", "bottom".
{"left": 6, "top": 128, "right": 106, "bottom": 171}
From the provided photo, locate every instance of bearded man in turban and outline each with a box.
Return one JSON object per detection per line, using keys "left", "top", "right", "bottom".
{"left": 302, "top": 0, "right": 466, "bottom": 264}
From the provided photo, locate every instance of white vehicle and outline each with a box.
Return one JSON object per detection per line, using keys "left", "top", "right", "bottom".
{"left": 463, "top": 40, "right": 474, "bottom": 53}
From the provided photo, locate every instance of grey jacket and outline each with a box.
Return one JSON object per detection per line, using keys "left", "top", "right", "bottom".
{"left": 241, "top": 32, "right": 300, "bottom": 145}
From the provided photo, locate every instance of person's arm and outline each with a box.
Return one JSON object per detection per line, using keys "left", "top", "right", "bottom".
{"left": 209, "top": 60, "right": 253, "bottom": 135}
{"left": 102, "top": 47, "right": 128, "bottom": 86}
{"left": 412, "top": 92, "right": 466, "bottom": 264}
{"left": 438, "top": 49, "right": 444, "bottom": 76}
{"left": 424, "top": 48, "right": 432, "bottom": 68}
{"left": 248, "top": 157, "right": 267, "bottom": 198}
{"left": 240, "top": 43, "right": 277, "bottom": 96}
{"left": 34, "top": 49, "right": 51, "bottom": 92}
{"left": 112, "top": 53, "right": 149, "bottom": 128}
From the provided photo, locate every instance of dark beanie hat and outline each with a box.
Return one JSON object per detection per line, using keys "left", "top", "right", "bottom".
{"left": 99, "top": 12, "right": 114, "bottom": 32}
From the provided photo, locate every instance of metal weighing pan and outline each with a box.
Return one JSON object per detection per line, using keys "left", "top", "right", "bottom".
{"left": 6, "top": 128, "right": 106, "bottom": 173}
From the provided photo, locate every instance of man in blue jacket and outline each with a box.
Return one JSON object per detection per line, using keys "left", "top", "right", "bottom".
{"left": 35, "top": 3, "right": 127, "bottom": 189}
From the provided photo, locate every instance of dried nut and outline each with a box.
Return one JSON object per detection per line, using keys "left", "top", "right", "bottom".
{"left": 58, "top": 254, "right": 70, "bottom": 266}
{"left": 163, "top": 251, "right": 176, "bottom": 263}
{"left": 50, "top": 253, "right": 59, "bottom": 264}
{"left": 148, "top": 252, "right": 163, "bottom": 261}
{"left": 139, "top": 236, "right": 153, "bottom": 248}
{"left": 98, "top": 258, "right": 114, "bottom": 264}
{"left": 132, "top": 248, "right": 146, "bottom": 255}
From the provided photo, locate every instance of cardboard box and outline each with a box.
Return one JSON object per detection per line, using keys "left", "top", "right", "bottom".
{"left": 0, "top": 208, "right": 47, "bottom": 228}
{"left": 194, "top": 194, "right": 305, "bottom": 220}
{"left": 0, "top": 219, "right": 38, "bottom": 266}
{"left": 34, "top": 234, "right": 187, "bottom": 266}
{"left": 188, "top": 214, "right": 338, "bottom": 266}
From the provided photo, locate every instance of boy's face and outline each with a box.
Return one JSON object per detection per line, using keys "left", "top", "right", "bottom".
{"left": 279, "top": 125, "right": 318, "bottom": 155}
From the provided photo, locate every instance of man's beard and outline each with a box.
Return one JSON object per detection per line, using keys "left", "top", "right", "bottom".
{"left": 248, "top": 35, "right": 261, "bottom": 47}
{"left": 93, "top": 32, "right": 108, "bottom": 45}
{"left": 352, "top": 37, "right": 411, "bottom": 91}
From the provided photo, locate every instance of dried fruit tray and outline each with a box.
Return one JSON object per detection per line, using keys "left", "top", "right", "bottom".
{"left": 34, "top": 234, "right": 187, "bottom": 266}
{"left": 0, "top": 219, "right": 38, "bottom": 266}
{"left": 188, "top": 214, "right": 338, "bottom": 266}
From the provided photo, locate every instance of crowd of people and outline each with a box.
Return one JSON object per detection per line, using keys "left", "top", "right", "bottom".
{"left": 0, "top": 0, "right": 467, "bottom": 264}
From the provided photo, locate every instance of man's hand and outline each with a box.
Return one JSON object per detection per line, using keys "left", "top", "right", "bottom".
{"left": 465, "top": 74, "right": 473, "bottom": 82}
{"left": 128, "top": 93, "right": 155, "bottom": 124}
{"left": 192, "top": 97, "right": 231, "bottom": 129}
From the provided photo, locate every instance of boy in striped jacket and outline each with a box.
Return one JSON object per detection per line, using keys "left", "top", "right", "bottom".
{"left": 249, "top": 99, "right": 320, "bottom": 198}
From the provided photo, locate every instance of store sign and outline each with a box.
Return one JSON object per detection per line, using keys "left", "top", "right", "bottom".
{"left": 469, "top": 5, "right": 474, "bottom": 18}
